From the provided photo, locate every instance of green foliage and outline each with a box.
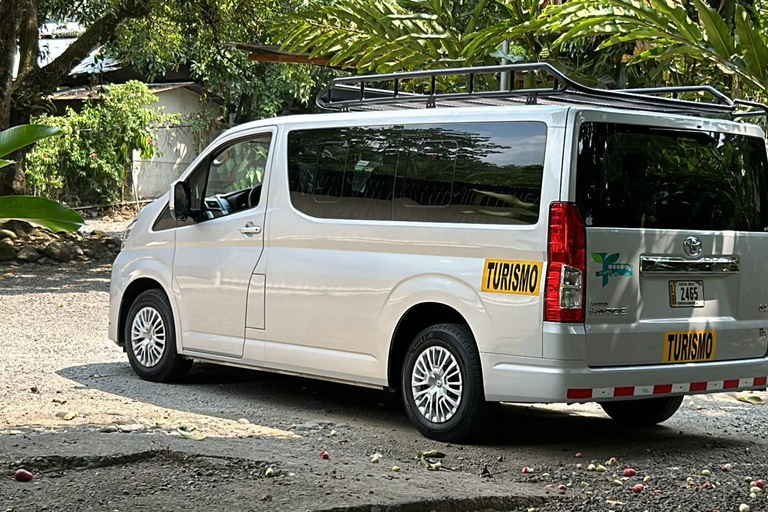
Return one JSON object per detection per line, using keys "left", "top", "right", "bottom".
{"left": 273, "top": 0, "right": 502, "bottom": 73}
{"left": 0, "top": 125, "right": 62, "bottom": 169}
{"left": 104, "top": 0, "right": 336, "bottom": 122}
{"left": 26, "top": 81, "right": 179, "bottom": 205}
{"left": 0, "top": 123, "right": 82, "bottom": 232}
{"left": 0, "top": 195, "right": 84, "bottom": 233}
{"left": 537, "top": 0, "right": 768, "bottom": 95}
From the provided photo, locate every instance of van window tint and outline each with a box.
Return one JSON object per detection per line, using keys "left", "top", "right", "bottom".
{"left": 288, "top": 126, "right": 400, "bottom": 220}
{"left": 394, "top": 123, "right": 546, "bottom": 224}
{"left": 287, "top": 122, "right": 547, "bottom": 224}
{"left": 576, "top": 123, "right": 768, "bottom": 232}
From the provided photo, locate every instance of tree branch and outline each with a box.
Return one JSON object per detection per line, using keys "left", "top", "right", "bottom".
{"left": 13, "top": 0, "right": 153, "bottom": 96}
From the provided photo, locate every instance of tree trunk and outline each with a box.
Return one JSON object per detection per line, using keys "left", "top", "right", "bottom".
{"left": 0, "top": 0, "right": 153, "bottom": 195}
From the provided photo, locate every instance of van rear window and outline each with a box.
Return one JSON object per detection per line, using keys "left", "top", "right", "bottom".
{"left": 576, "top": 122, "right": 768, "bottom": 232}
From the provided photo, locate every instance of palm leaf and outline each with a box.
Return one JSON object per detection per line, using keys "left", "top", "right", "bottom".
{"left": 0, "top": 196, "right": 84, "bottom": 233}
{"left": 693, "top": 0, "right": 734, "bottom": 59}
{"left": 0, "top": 125, "right": 62, "bottom": 159}
{"left": 734, "top": 5, "right": 768, "bottom": 80}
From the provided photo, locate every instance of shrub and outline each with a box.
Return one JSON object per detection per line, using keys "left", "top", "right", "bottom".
{"left": 26, "top": 81, "right": 179, "bottom": 205}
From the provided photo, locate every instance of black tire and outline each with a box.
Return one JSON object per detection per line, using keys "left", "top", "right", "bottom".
{"left": 124, "top": 289, "right": 192, "bottom": 382}
{"left": 601, "top": 395, "right": 684, "bottom": 426}
{"left": 401, "top": 323, "right": 486, "bottom": 442}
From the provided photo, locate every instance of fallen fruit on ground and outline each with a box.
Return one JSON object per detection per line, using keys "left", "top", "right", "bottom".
{"left": 14, "top": 469, "right": 33, "bottom": 482}
{"left": 755, "top": 479, "right": 765, "bottom": 489}
{"left": 722, "top": 463, "right": 733, "bottom": 472}
{"left": 607, "top": 457, "right": 618, "bottom": 466}
{"left": 587, "top": 463, "right": 596, "bottom": 471}
{"left": 739, "top": 504, "right": 750, "bottom": 512}
{"left": 264, "top": 468, "right": 275, "bottom": 478}
{"left": 522, "top": 467, "right": 533, "bottom": 473}
{"left": 623, "top": 468, "right": 637, "bottom": 477}
{"left": 701, "top": 469, "right": 711, "bottom": 476}
{"left": 596, "top": 465, "right": 607, "bottom": 473}
{"left": 632, "top": 484, "right": 644, "bottom": 494}
{"left": 643, "top": 475, "right": 652, "bottom": 482}
{"left": 575, "top": 452, "right": 583, "bottom": 458}
{"left": 557, "top": 484, "right": 567, "bottom": 493}
{"left": 751, "top": 486, "right": 762, "bottom": 494}
{"left": 392, "top": 466, "right": 400, "bottom": 472}
{"left": 320, "top": 450, "right": 330, "bottom": 459}
{"left": 371, "top": 453, "right": 382, "bottom": 463}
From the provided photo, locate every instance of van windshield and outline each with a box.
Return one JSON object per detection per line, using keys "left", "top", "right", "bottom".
{"left": 576, "top": 122, "right": 768, "bottom": 232}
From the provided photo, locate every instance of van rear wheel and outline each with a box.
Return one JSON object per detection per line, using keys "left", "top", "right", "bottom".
{"left": 601, "top": 395, "right": 684, "bottom": 426}
{"left": 401, "top": 323, "right": 486, "bottom": 442}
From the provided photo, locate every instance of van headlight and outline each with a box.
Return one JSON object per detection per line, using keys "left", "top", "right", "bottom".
{"left": 122, "top": 219, "right": 137, "bottom": 251}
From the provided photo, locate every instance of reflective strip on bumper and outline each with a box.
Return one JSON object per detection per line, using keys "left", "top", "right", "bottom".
{"left": 566, "top": 376, "right": 768, "bottom": 401}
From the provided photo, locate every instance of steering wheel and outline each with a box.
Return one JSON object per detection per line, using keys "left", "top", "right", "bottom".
{"left": 247, "top": 185, "right": 262, "bottom": 208}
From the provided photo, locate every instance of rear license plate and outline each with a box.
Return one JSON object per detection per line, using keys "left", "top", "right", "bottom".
{"left": 663, "top": 331, "right": 716, "bottom": 363}
{"left": 669, "top": 280, "right": 704, "bottom": 308}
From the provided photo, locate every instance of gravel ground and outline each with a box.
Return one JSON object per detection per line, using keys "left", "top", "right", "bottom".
{"left": 2, "top": 219, "right": 768, "bottom": 511}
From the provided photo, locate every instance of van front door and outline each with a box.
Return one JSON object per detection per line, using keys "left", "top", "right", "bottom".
{"left": 173, "top": 130, "right": 274, "bottom": 358}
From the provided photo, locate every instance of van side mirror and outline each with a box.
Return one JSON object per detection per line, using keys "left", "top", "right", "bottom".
{"left": 170, "top": 181, "right": 191, "bottom": 222}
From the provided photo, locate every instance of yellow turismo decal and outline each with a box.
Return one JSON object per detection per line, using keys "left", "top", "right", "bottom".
{"left": 481, "top": 259, "right": 543, "bottom": 296}
{"left": 663, "top": 331, "right": 717, "bottom": 363}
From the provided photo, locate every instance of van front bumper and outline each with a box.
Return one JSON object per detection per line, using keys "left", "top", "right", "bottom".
{"left": 481, "top": 353, "right": 768, "bottom": 403}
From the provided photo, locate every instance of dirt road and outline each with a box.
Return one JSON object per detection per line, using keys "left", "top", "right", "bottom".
{"left": 2, "top": 260, "right": 768, "bottom": 511}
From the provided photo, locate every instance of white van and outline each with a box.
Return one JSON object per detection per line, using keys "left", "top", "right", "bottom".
{"left": 109, "top": 64, "right": 768, "bottom": 441}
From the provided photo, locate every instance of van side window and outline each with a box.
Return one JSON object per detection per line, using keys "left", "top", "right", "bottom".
{"left": 288, "top": 126, "right": 401, "bottom": 220}
{"left": 393, "top": 122, "right": 546, "bottom": 224}
{"left": 287, "top": 122, "right": 546, "bottom": 224}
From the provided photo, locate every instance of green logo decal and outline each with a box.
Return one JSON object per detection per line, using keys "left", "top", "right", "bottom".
{"left": 592, "top": 252, "right": 634, "bottom": 287}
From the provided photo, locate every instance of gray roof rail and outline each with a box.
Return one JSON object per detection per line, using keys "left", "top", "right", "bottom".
{"left": 316, "top": 63, "right": 763, "bottom": 121}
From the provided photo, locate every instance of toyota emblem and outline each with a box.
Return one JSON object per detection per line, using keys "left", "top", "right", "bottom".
{"left": 683, "top": 236, "right": 703, "bottom": 258}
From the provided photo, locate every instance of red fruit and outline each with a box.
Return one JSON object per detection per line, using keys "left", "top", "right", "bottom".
{"left": 320, "top": 450, "right": 330, "bottom": 460}
{"left": 557, "top": 484, "right": 567, "bottom": 493}
{"left": 756, "top": 480, "right": 765, "bottom": 489}
{"left": 575, "top": 452, "right": 583, "bottom": 458}
{"left": 14, "top": 469, "right": 33, "bottom": 482}
{"left": 623, "top": 468, "right": 637, "bottom": 477}
{"left": 632, "top": 484, "right": 644, "bottom": 494}
{"left": 700, "top": 482, "right": 713, "bottom": 490}
{"left": 522, "top": 467, "right": 533, "bottom": 473}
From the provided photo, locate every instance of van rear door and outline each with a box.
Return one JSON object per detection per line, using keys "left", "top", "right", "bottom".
{"left": 575, "top": 120, "right": 768, "bottom": 367}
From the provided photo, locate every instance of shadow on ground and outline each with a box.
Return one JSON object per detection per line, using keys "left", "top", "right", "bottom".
{"left": 0, "top": 264, "right": 111, "bottom": 296}
{"left": 57, "top": 360, "right": 744, "bottom": 454}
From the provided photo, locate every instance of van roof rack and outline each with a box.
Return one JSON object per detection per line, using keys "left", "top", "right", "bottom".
{"left": 316, "top": 62, "right": 767, "bottom": 121}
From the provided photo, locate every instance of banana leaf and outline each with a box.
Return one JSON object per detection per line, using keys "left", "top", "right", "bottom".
{"left": 0, "top": 196, "right": 84, "bottom": 233}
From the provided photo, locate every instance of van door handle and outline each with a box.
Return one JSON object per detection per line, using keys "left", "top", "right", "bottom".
{"left": 239, "top": 224, "right": 262, "bottom": 236}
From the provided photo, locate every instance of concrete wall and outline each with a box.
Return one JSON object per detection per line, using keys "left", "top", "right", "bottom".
{"left": 132, "top": 88, "right": 216, "bottom": 200}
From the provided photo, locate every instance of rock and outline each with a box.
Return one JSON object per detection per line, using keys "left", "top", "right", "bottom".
{"left": 99, "top": 425, "right": 118, "bottom": 433}
{"left": 90, "top": 229, "right": 104, "bottom": 237}
{"left": 0, "top": 229, "right": 17, "bottom": 240}
{"left": 2, "top": 220, "right": 33, "bottom": 237}
{"left": 237, "top": 418, "right": 250, "bottom": 424}
{"left": 118, "top": 424, "right": 144, "bottom": 433}
{"left": 55, "top": 411, "right": 78, "bottom": 421}
{"left": 44, "top": 241, "right": 74, "bottom": 262}
{"left": 36, "top": 257, "right": 47, "bottom": 264}
{"left": 83, "top": 248, "right": 93, "bottom": 258}
{"left": 115, "top": 417, "right": 140, "bottom": 425}
{"left": 0, "top": 240, "right": 16, "bottom": 261}
{"left": 16, "top": 245, "right": 39, "bottom": 262}
{"left": 73, "top": 245, "right": 84, "bottom": 258}
{"left": 104, "top": 236, "right": 122, "bottom": 247}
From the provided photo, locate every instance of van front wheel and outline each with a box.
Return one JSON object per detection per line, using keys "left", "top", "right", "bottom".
{"left": 401, "top": 323, "right": 486, "bottom": 442}
{"left": 601, "top": 395, "right": 684, "bottom": 427}
{"left": 124, "top": 289, "right": 192, "bottom": 382}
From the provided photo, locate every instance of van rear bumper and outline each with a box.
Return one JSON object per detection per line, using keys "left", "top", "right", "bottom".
{"left": 481, "top": 353, "right": 768, "bottom": 403}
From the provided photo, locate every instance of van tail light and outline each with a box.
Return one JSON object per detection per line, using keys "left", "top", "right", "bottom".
{"left": 545, "top": 202, "right": 586, "bottom": 323}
